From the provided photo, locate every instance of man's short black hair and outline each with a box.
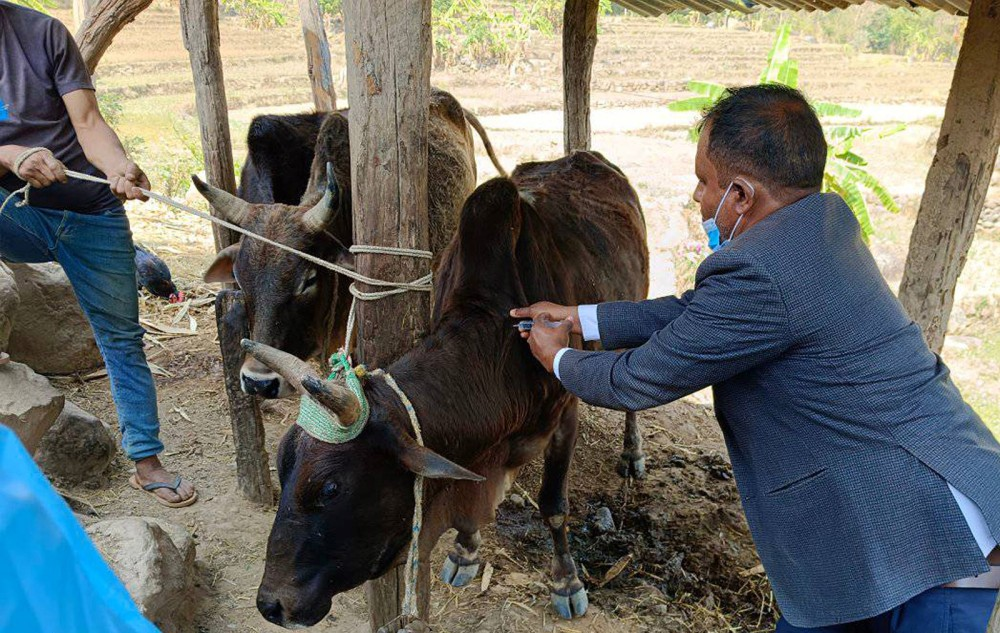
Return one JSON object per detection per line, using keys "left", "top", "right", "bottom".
{"left": 699, "top": 84, "right": 827, "bottom": 191}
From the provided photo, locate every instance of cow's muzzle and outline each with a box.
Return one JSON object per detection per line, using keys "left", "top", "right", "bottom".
{"left": 257, "top": 587, "right": 329, "bottom": 629}
{"left": 240, "top": 363, "right": 293, "bottom": 399}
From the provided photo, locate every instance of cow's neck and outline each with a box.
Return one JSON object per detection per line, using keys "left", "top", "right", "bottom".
{"left": 371, "top": 309, "right": 546, "bottom": 464}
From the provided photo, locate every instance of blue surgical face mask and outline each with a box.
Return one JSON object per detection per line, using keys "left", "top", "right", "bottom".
{"left": 701, "top": 181, "right": 748, "bottom": 252}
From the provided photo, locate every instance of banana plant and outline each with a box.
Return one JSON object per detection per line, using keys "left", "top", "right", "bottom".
{"left": 668, "top": 25, "right": 904, "bottom": 238}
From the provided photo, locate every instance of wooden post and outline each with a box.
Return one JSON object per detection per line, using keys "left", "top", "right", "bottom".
{"left": 898, "top": 0, "right": 1000, "bottom": 353}
{"left": 179, "top": 0, "right": 240, "bottom": 252}
{"left": 73, "top": 0, "right": 98, "bottom": 32}
{"left": 562, "top": 0, "right": 599, "bottom": 154}
{"left": 990, "top": 590, "right": 1000, "bottom": 633}
{"left": 75, "top": 0, "right": 154, "bottom": 75}
{"left": 342, "top": 0, "right": 432, "bottom": 630}
{"left": 215, "top": 291, "right": 274, "bottom": 505}
{"left": 298, "top": 0, "right": 337, "bottom": 111}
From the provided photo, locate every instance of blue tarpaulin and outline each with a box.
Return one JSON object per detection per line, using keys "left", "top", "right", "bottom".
{"left": 0, "top": 424, "right": 159, "bottom": 633}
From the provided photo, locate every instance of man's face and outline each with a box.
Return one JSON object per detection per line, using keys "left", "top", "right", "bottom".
{"left": 693, "top": 130, "right": 726, "bottom": 223}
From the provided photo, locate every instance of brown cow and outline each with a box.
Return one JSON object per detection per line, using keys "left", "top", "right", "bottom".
{"left": 195, "top": 88, "right": 505, "bottom": 398}
{"left": 244, "top": 151, "right": 649, "bottom": 628}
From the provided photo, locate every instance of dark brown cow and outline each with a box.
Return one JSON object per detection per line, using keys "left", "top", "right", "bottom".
{"left": 244, "top": 151, "right": 649, "bottom": 628}
{"left": 195, "top": 88, "right": 504, "bottom": 398}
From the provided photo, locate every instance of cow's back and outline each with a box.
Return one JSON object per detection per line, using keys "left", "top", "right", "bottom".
{"left": 512, "top": 151, "right": 649, "bottom": 309}
{"left": 428, "top": 89, "right": 477, "bottom": 261}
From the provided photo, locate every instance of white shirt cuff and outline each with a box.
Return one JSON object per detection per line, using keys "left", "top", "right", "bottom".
{"left": 553, "top": 347, "right": 571, "bottom": 380}
{"left": 578, "top": 304, "right": 600, "bottom": 342}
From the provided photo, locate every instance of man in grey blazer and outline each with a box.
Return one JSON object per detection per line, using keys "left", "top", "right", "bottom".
{"left": 513, "top": 85, "right": 1000, "bottom": 632}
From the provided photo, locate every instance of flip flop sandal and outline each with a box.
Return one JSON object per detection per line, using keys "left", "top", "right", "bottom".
{"left": 129, "top": 474, "right": 198, "bottom": 508}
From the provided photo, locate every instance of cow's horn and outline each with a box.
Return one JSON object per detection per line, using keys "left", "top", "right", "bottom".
{"left": 239, "top": 339, "right": 359, "bottom": 427}
{"left": 301, "top": 163, "right": 338, "bottom": 232}
{"left": 192, "top": 175, "right": 251, "bottom": 227}
{"left": 302, "top": 375, "right": 361, "bottom": 427}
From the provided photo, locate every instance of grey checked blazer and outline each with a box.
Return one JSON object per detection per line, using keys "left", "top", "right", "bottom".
{"left": 558, "top": 192, "right": 1000, "bottom": 627}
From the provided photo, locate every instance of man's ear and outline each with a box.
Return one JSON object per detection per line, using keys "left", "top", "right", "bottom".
{"left": 732, "top": 177, "right": 758, "bottom": 216}
{"left": 204, "top": 243, "right": 240, "bottom": 283}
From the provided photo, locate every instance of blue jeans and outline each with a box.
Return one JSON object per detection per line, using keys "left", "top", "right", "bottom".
{"left": 775, "top": 587, "right": 998, "bottom": 633}
{"left": 0, "top": 188, "right": 162, "bottom": 460}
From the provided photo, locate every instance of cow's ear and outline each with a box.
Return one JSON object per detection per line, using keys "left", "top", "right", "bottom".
{"left": 204, "top": 243, "right": 240, "bottom": 283}
{"left": 398, "top": 443, "right": 485, "bottom": 482}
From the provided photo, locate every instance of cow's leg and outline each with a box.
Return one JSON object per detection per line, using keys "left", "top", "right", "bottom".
{"left": 617, "top": 410, "right": 646, "bottom": 480}
{"left": 540, "top": 401, "right": 588, "bottom": 619}
{"left": 440, "top": 527, "right": 482, "bottom": 587}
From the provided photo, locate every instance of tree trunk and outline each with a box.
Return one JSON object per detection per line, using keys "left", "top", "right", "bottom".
{"left": 341, "top": 0, "right": 432, "bottom": 630}
{"left": 179, "top": 0, "right": 240, "bottom": 252}
{"left": 990, "top": 589, "right": 1000, "bottom": 633}
{"left": 215, "top": 291, "right": 274, "bottom": 505}
{"left": 75, "top": 0, "right": 154, "bottom": 75}
{"left": 562, "top": 0, "right": 599, "bottom": 153}
{"left": 73, "top": 0, "right": 98, "bottom": 32}
{"left": 298, "top": 0, "right": 337, "bottom": 111}
{"left": 897, "top": 0, "right": 1000, "bottom": 353}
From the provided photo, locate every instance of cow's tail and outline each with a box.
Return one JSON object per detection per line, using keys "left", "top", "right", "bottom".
{"left": 463, "top": 108, "right": 508, "bottom": 178}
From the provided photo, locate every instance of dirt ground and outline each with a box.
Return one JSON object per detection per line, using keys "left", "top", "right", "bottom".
{"left": 39, "top": 5, "right": 1000, "bottom": 633}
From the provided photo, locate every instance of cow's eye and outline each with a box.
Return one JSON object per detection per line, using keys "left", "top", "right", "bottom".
{"left": 321, "top": 481, "right": 339, "bottom": 498}
{"left": 299, "top": 269, "right": 318, "bottom": 294}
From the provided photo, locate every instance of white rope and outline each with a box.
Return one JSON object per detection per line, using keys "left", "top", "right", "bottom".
{"left": 1, "top": 167, "right": 433, "bottom": 350}
{"left": 372, "top": 370, "right": 425, "bottom": 622}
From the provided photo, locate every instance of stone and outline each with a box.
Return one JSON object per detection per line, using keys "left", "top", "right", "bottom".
{"left": 590, "top": 506, "right": 616, "bottom": 535}
{"left": 7, "top": 263, "right": 103, "bottom": 375}
{"left": 35, "top": 401, "right": 115, "bottom": 483}
{"left": 87, "top": 517, "right": 196, "bottom": 633}
{"left": 0, "top": 360, "right": 64, "bottom": 455}
{"left": 0, "top": 261, "right": 18, "bottom": 351}
{"left": 508, "top": 493, "right": 526, "bottom": 508}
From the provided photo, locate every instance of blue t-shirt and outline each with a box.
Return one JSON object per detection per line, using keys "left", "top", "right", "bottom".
{"left": 0, "top": 1, "right": 120, "bottom": 212}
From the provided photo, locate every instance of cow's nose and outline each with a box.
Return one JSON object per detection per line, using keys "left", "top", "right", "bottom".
{"left": 257, "top": 593, "right": 285, "bottom": 625}
{"left": 242, "top": 373, "right": 280, "bottom": 398}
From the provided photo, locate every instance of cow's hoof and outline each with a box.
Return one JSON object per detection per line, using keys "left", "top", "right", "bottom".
{"left": 440, "top": 554, "right": 480, "bottom": 587}
{"left": 551, "top": 583, "right": 588, "bottom": 619}
{"left": 617, "top": 453, "right": 646, "bottom": 480}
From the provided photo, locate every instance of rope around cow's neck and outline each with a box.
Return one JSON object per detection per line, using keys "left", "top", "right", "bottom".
{"left": 1, "top": 160, "right": 432, "bottom": 626}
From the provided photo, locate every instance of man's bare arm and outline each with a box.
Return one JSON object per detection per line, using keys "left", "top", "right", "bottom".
{"left": 62, "top": 89, "right": 149, "bottom": 201}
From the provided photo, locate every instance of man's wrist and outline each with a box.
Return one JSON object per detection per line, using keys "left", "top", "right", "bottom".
{"left": 0, "top": 145, "right": 27, "bottom": 170}
{"left": 553, "top": 347, "right": 572, "bottom": 380}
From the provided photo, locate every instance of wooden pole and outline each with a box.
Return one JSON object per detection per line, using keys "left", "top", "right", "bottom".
{"left": 73, "top": 0, "right": 98, "bottom": 32}
{"left": 898, "top": 0, "right": 1000, "bottom": 353}
{"left": 989, "top": 590, "right": 1000, "bottom": 633}
{"left": 179, "top": 0, "right": 240, "bottom": 252}
{"left": 342, "top": 0, "right": 432, "bottom": 630}
{"left": 75, "top": 0, "right": 154, "bottom": 75}
{"left": 215, "top": 291, "right": 274, "bottom": 505}
{"left": 562, "top": 0, "right": 599, "bottom": 154}
{"left": 298, "top": 0, "right": 337, "bottom": 111}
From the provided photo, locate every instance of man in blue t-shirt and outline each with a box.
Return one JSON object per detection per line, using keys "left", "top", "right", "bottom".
{"left": 0, "top": 1, "right": 196, "bottom": 507}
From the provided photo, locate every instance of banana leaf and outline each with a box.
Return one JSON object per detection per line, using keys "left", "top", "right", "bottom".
{"left": 668, "top": 96, "right": 716, "bottom": 112}
{"left": 685, "top": 81, "right": 727, "bottom": 100}
{"left": 814, "top": 102, "right": 862, "bottom": 118}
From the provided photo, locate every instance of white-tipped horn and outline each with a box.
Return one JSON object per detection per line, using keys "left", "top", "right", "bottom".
{"left": 192, "top": 175, "right": 251, "bottom": 227}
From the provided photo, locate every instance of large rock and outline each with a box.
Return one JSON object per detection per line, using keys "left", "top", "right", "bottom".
{"left": 7, "top": 263, "right": 103, "bottom": 375}
{"left": 0, "top": 361, "right": 64, "bottom": 454}
{"left": 35, "top": 401, "right": 115, "bottom": 483}
{"left": 0, "top": 261, "right": 17, "bottom": 351}
{"left": 87, "top": 517, "right": 196, "bottom": 633}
